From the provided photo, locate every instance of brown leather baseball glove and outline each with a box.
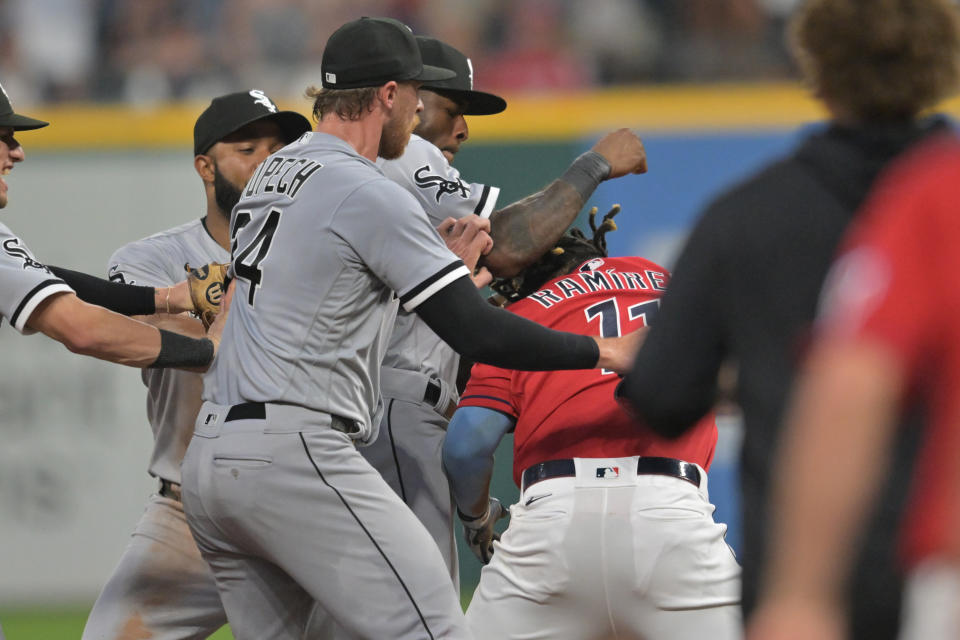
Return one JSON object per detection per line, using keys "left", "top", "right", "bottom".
{"left": 184, "top": 262, "right": 230, "bottom": 329}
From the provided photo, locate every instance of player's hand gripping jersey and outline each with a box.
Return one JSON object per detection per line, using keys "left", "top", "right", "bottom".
{"left": 377, "top": 133, "right": 500, "bottom": 382}
{"left": 461, "top": 255, "right": 718, "bottom": 482}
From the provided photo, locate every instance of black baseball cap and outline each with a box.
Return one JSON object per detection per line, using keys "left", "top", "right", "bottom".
{"left": 0, "top": 82, "right": 48, "bottom": 131}
{"left": 417, "top": 37, "right": 506, "bottom": 116}
{"left": 321, "top": 17, "right": 456, "bottom": 90}
{"left": 194, "top": 90, "right": 312, "bottom": 155}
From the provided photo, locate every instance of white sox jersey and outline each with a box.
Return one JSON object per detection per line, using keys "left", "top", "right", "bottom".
{"left": 0, "top": 222, "right": 72, "bottom": 333}
{"left": 377, "top": 133, "right": 500, "bottom": 383}
{"left": 107, "top": 220, "right": 230, "bottom": 484}
{"left": 205, "top": 132, "right": 469, "bottom": 441}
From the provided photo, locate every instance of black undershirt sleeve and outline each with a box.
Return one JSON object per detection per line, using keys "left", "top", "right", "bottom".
{"left": 415, "top": 275, "right": 600, "bottom": 371}
{"left": 49, "top": 266, "right": 157, "bottom": 316}
{"left": 618, "top": 210, "right": 727, "bottom": 437}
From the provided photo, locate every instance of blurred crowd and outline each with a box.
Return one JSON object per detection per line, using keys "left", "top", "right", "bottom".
{"left": 0, "top": 0, "right": 802, "bottom": 106}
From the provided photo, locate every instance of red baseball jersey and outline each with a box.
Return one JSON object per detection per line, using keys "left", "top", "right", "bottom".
{"left": 818, "top": 136, "right": 960, "bottom": 567}
{"left": 460, "top": 256, "right": 718, "bottom": 487}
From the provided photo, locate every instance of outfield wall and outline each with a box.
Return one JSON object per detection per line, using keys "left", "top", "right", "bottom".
{"left": 0, "top": 83, "right": 929, "bottom": 606}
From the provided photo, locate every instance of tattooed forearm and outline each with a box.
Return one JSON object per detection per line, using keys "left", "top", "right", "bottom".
{"left": 483, "top": 180, "right": 583, "bottom": 278}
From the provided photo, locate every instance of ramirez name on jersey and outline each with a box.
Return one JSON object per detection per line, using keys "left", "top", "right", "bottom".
{"left": 527, "top": 258, "right": 668, "bottom": 309}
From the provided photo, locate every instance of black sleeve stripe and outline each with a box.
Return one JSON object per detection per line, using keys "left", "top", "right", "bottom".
{"left": 472, "top": 185, "right": 491, "bottom": 215}
{"left": 399, "top": 260, "right": 466, "bottom": 306}
{"left": 11, "top": 278, "right": 68, "bottom": 328}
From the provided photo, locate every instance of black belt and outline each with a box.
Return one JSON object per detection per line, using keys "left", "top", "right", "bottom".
{"left": 521, "top": 456, "right": 701, "bottom": 492}
{"left": 225, "top": 402, "right": 266, "bottom": 422}
{"left": 223, "top": 402, "right": 359, "bottom": 435}
{"left": 159, "top": 478, "right": 182, "bottom": 501}
{"left": 424, "top": 380, "right": 442, "bottom": 405}
{"left": 424, "top": 380, "right": 457, "bottom": 420}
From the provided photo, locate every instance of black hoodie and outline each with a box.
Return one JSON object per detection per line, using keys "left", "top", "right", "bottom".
{"left": 621, "top": 115, "right": 950, "bottom": 640}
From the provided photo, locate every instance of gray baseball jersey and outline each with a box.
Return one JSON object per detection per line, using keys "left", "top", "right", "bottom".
{"left": 0, "top": 222, "right": 72, "bottom": 333}
{"left": 377, "top": 133, "right": 500, "bottom": 383}
{"left": 107, "top": 220, "right": 230, "bottom": 484}
{"left": 82, "top": 219, "right": 230, "bottom": 640}
{"left": 205, "top": 132, "right": 469, "bottom": 441}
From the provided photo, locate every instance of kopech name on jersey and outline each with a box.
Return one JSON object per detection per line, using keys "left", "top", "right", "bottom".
{"left": 244, "top": 156, "right": 322, "bottom": 200}
{"left": 528, "top": 262, "right": 668, "bottom": 309}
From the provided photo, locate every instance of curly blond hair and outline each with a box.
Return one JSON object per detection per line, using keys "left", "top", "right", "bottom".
{"left": 790, "top": 0, "right": 960, "bottom": 121}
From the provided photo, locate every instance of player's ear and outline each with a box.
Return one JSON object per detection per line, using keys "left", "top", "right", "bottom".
{"left": 379, "top": 81, "right": 399, "bottom": 109}
{"left": 194, "top": 154, "right": 215, "bottom": 184}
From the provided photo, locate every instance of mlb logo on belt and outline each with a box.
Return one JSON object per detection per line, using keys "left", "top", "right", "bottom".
{"left": 596, "top": 467, "right": 620, "bottom": 479}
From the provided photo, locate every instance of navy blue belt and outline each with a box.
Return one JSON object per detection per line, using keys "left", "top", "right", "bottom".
{"left": 521, "top": 456, "right": 701, "bottom": 492}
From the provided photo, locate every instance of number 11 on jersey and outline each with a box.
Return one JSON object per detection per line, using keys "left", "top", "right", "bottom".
{"left": 585, "top": 297, "right": 659, "bottom": 374}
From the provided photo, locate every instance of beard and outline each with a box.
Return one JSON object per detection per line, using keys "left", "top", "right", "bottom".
{"left": 213, "top": 164, "right": 244, "bottom": 218}
{"left": 379, "top": 110, "right": 419, "bottom": 160}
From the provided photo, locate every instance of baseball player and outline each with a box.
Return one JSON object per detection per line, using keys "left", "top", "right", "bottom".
{"left": 179, "top": 17, "right": 640, "bottom": 640}
{"left": 748, "top": 135, "right": 960, "bottom": 640}
{"left": 444, "top": 210, "right": 742, "bottom": 640}
{"left": 82, "top": 90, "right": 311, "bottom": 640}
{"left": 368, "top": 35, "right": 648, "bottom": 584}
{"left": 0, "top": 82, "right": 220, "bottom": 371}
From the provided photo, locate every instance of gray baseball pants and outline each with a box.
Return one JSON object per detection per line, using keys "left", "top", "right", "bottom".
{"left": 181, "top": 402, "right": 470, "bottom": 640}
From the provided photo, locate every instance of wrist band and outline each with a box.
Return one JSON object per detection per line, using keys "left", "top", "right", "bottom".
{"left": 165, "top": 287, "right": 171, "bottom": 314}
{"left": 559, "top": 150, "right": 612, "bottom": 203}
{"left": 457, "top": 506, "right": 487, "bottom": 524}
{"left": 149, "top": 329, "right": 214, "bottom": 369}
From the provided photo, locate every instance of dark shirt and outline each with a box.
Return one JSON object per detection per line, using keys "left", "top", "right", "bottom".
{"left": 621, "top": 117, "right": 947, "bottom": 640}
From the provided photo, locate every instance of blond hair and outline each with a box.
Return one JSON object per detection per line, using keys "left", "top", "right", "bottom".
{"left": 305, "top": 86, "right": 378, "bottom": 122}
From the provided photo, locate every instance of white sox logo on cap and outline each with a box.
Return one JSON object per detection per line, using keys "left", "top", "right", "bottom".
{"left": 249, "top": 89, "right": 278, "bottom": 113}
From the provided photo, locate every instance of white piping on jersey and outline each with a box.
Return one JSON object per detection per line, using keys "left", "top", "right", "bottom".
{"left": 12, "top": 282, "right": 72, "bottom": 333}
{"left": 476, "top": 186, "right": 500, "bottom": 219}
{"left": 402, "top": 265, "right": 471, "bottom": 312}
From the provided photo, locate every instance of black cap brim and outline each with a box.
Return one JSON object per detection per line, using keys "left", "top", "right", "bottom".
{"left": 1, "top": 113, "right": 49, "bottom": 131}
{"left": 426, "top": 87, "right": 507, "bottom": 116}
{"left": 268, "top": 111, "right": 313, "bottom": 144}
{"left": 414, "top": 64, "right": 457, "bottom": 84}
{"left": 196, "top": 110, "right": 311, "bottom": 155}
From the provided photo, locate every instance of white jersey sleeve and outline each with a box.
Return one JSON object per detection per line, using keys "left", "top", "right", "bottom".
{"left": 334, "top": 179, "right": 470, "bottom": 313}
{"left": 0, "top": 222, "right": 73, "bottom": 333}
{"left": 378, "top": 135, "right": 500, "bottom": 225}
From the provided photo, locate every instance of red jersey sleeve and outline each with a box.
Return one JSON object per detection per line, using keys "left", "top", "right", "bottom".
{"left": 459, "top": 361, "right": 519, "bottom": 419}
{"left": 817, "top": 144, "right": 959, "bottom": 377}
